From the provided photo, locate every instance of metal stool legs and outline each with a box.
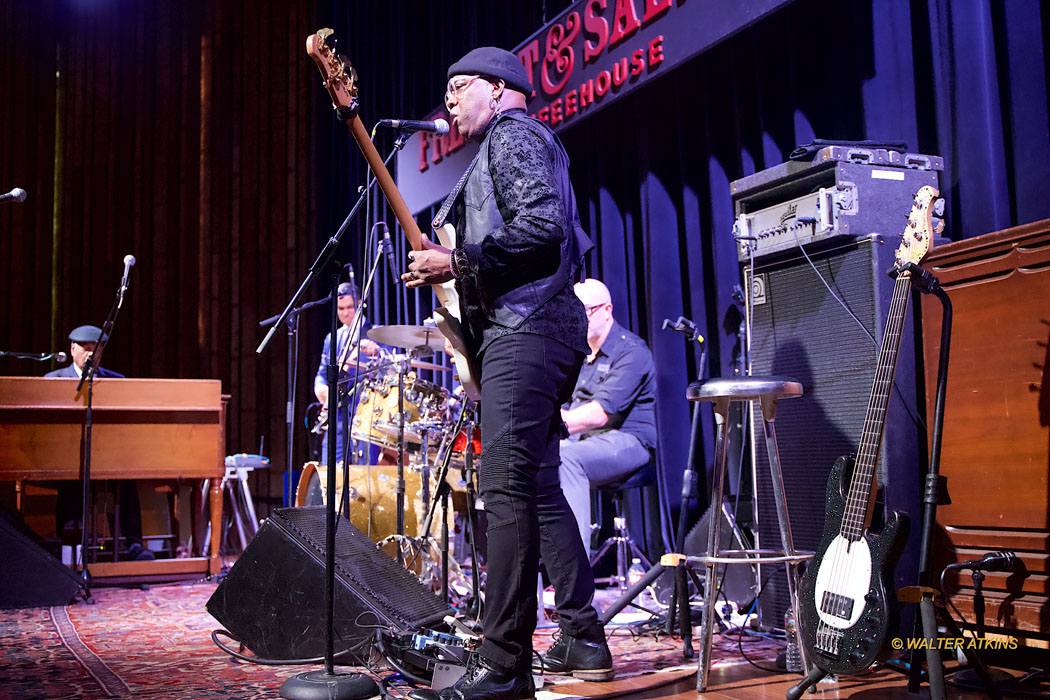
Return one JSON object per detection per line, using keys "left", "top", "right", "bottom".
{"left": 686, "top": 377, "right": 812, "bottom": 692}
{"left": 589, "top": 491, "right": 654, "bottom": 594}
{"left": 696, "top": 396, "right": 731, "bottom": 689}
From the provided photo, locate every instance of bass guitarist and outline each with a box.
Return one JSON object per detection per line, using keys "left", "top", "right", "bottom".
{"left": 404, "top": 47, "right": 609, "bottom": 700}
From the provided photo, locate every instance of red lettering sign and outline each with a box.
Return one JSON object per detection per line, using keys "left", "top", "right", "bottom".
{"left": 418, "top": 132, "right": 431, "bottom": 172}
{"left": 609, "top": 0, "right": 641, "bottom": 48}
{"left": 642, "top": 0, "right": 672, "bottom": 24}
{"left": 630, "top": 48, "right": 645, "bottom": 76}
{"left": 541, "top": 12, "right": 580, "bottom": 96}
{"left": 565, "top": 89, "right": 578, "bottom": 117}
{"left": 579, "top": 79, "right": 594, "bottom": 107}
{"left": 582, "top": 0, "right": 609, "bottom": 64}
{"left": 648, "top": 34, "right": 664, "bottom": 66}
{"left": 517, "top": 40, "right": 540, "bottom": 95}
{"left": 596, "top": 70, "right": 612, "bottom": 96}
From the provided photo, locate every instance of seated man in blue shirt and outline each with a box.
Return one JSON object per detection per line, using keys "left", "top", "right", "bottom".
{"left": 313, "top": 282, "right": 382, "bottom": 464}
{"left": 559, "top": 279, "right": 657, "bottom": 549}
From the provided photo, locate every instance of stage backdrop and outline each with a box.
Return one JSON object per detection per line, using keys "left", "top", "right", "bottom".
{"left": 2, "top": 0, "right": 1049, "bottom": 549}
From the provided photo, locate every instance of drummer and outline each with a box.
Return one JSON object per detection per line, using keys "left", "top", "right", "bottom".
{"left": 313, "top": 281, "right": 383, "bottom": 465}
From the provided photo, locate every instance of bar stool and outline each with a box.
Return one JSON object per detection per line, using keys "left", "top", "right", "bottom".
{"left": 588, "top": 460, "right": 656, "bottom": 594}
{"left": 685, "top": 376, "right": 812, "bottom": 691}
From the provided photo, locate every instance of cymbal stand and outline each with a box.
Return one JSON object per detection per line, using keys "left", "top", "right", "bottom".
{"left": 395, "top": 352, "right": 409, "bottom": 565}
{"left": 416, "top": 403, "right": 471, "bottom": 603}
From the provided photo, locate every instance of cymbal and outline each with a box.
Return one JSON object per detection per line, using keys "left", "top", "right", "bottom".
{"left": 410, "top": 359, "right": 450, "bottom": 372}
{"left": 368, "top": 325, "right": 447, "bottom": 352}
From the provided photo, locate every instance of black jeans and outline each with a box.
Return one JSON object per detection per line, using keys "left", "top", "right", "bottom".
{"left": 476, "top": 332, "right": 599, "bottom": 672}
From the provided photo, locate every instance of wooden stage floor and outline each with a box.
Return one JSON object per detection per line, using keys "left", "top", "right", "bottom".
{"left": 548, "top": 663, "right": 1009, "bottom": 700}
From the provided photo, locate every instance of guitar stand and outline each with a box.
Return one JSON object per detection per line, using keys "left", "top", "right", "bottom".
{"left": 898, "top": 262, "right": 1001, "bottom": 700}
{"left": 790, "top": 263, "right": 1001, "bottom": 700}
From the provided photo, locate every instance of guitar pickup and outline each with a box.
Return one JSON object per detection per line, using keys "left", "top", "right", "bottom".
{"left": 820, "top": 591, "right": 855, "bottom": 620}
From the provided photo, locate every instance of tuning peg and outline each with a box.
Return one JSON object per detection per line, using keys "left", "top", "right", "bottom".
{"left": 932, "top": 217, "right": 945, "bottom": 234}
{"left": 932, "top": 197, "right": 945, "bottom": 217}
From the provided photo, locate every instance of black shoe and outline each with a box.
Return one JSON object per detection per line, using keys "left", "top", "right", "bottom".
{"left": 127, "top": 543, "right": 155, "bottom": 561}
{"left": 540, "top": 629, "right": 614, "bottom": 681}
{"left": 409, "top": 656, "right": 534, "bottom": 700}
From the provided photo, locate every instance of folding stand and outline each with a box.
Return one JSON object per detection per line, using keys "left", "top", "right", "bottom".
{"left": 897, "top": 263, "right": 1001, "bottom": 700}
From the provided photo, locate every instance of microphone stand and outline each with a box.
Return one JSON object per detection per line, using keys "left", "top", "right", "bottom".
{"left": 273, "top": 140, "right": 407, "bottom": 700}
{"left": 72, "top": 264, "right": 132, "bottom": 600}
{"left": 261, "top": 296, "right": 330, "bottom": 507}
{"left": 598, "top": 318, "right": 708, "bottom": 634}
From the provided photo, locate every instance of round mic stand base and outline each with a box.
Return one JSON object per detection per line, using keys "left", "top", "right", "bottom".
{"left": 279, "top": 669, "right": 378, "bottom": 700}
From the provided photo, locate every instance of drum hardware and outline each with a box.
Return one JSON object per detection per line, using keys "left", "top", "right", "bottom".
{"left": 408, "top": 358, "right": 450, "bottom": 372}
{"left": 411, "top": 399, "right": 482, "bottom": 611}
{"left": 311, "top": 353, "right": 400, "bottom": 435}
{"left": 366, "top": 324, "right": 449, "bottom": 354}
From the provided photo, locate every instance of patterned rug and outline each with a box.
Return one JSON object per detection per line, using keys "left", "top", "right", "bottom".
{"left": 0, "top": 583, "right": 781, "bottom": 700}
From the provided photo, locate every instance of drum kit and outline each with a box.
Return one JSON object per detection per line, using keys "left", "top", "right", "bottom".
{"left": 296, "top": 324, "right": 482, "bottom": 604}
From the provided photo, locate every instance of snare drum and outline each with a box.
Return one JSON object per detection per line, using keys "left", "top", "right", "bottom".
{"left": 295, "top": 462, "right": 421, "bottom": 541}
{"left": 450, "top": 425, "right": 482, "bottom": 468}
{"left": 351, "top": 370, "right": 449, "bottom": 448}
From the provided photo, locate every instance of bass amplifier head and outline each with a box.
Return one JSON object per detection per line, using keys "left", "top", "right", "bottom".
{"left": 206, "top": 507, "right": 450, "bottom": 660}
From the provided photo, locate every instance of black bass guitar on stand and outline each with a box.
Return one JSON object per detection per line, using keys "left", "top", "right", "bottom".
{"left": 788, "top": 185, "right": 942, "bottom": 698}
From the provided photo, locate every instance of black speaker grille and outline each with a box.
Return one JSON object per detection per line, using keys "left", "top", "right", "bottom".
{"left": 271, "top": 507, "right": 450, "bottom": 632}
{"left": 747, "top": 236, "right": 919, "bottom": 627}
{"left": 206, "top": 506, "right": 450, "bottom": 659}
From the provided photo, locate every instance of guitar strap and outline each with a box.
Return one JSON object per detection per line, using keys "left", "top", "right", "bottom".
{"left": 431, "top": 147, "right": 482, "bottom": 232}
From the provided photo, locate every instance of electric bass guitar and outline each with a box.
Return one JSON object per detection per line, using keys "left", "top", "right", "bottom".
{"left": 305, "top": 29, "right": 480, "bottom": 400}
{"left": 796, "top": 185, "right": 942, "bottom": 675}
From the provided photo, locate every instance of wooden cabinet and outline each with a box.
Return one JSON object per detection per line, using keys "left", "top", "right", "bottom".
{"left": 0, "top": 377, "right": 226, "bottom": 577}
{"left": 921, "top": 220, "right": 1050, "bottom": 635}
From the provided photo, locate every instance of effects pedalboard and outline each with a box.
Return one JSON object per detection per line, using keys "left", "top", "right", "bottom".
{"left": 381, "top": 623, "right": 477, "bottom": 687}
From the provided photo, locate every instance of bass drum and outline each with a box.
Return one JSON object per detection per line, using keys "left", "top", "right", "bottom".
{"left": 295, "top": 462, "right": 421, "bottom": 542}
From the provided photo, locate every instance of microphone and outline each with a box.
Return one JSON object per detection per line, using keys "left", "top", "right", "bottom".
{"left": 378, "top": 118, "right": 450, "bottom": 135}
{"left": 662, "top": 316, "right": 705, "bottom": 344}
{"left": 120, "top": 254, "right": 136, "bottom": 290}
{"left": 946, "top": 551, "right": 1024, "bottom": 572}
{"left": 0, "top": 187, "right": 27, "bottom": 203}
{"left": 55, "top": 351, "right": 68, "bottom": 363}
{"left": 381, "top": 230, "right": 399, "bottom": 280}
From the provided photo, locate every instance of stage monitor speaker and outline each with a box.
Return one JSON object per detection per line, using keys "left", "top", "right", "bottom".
{"left": 0, "top": 511, "right": 81, "bottom": 609}
{"left": 206, "top": 506, "right": 450, "bottom": 660}
{"left": 745, "top": 235, "right": 923, "bottom": 629}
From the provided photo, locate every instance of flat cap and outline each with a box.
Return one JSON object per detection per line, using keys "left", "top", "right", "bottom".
{"left": 69, "top": 325, "right": 105, "bottom": 344}
{"left": 448, "top": 47, "right": 533, "bottom": 97}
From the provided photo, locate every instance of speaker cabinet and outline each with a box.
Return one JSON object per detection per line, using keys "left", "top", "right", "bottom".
{"left": 0, "top": 512, "right": 81, "bottom": 609}
{"left": 745, "top": 235, "right": 923, "bottom": 628}
{"left": 206, "top": 507, "right": 450, "bottom": 659}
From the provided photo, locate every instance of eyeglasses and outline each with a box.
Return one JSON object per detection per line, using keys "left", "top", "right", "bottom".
{"left": 444, "top": 75, "right": 484, "bottom": 104}
{"left": 585, "top": 303, "right": 609, "bottom": 316}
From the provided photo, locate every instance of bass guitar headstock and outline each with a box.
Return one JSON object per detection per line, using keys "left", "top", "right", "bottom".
{"left": 306, "top": 29, "right": 358, "bottom": 119}
{"left": 894, "top": 185, "right": 944, "bottom": 269}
